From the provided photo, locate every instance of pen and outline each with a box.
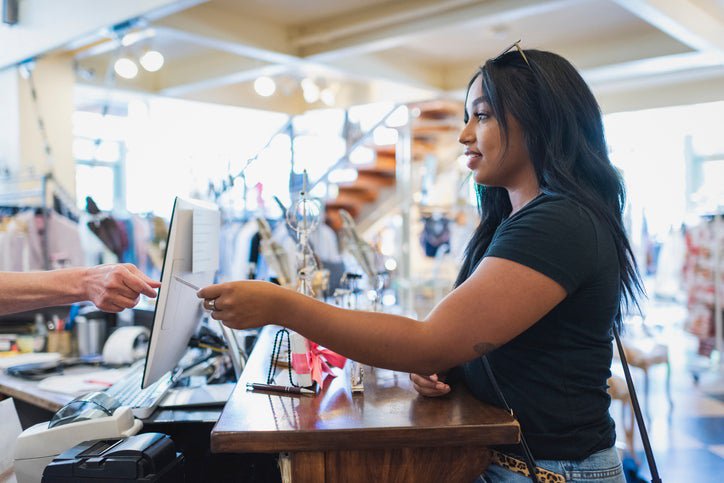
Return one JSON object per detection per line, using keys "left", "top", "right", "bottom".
{"left": 173, "top": 275, "right": 200, "bottom": 291}
{"left": 246, "top": 382, "right": 315, "bottom": 396}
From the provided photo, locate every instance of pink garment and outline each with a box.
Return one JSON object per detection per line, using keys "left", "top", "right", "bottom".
{"left": 17, "top": 211, "right": 84, "bottom": 269}
{"left": 47, "top": 212, "right": 85, "bottom": 267}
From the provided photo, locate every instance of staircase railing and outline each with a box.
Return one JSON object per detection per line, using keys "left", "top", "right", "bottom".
{"left": 308, "top": 104, "right": 402, "bottom": 192}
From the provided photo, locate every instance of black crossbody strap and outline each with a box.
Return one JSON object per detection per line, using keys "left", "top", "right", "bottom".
{"left": 613, "top": 319, "right": 662, "bottom": 483}
{"left": 482, "top": 356, "right": 540, "bottom": 483}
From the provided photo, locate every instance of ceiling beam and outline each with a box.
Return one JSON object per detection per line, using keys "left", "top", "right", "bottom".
{"left": 444, "top": 50, "right": 724, "bottom": 99}
{"left": 595, "top": 67, "right": 724, "bottom": 113}
{"left": 158, "top": 52, "right": 268, "bottom": 94}
{"left": 610, "top": 0, "right": 724, "bottom": 55}
{"left": 323, "top": 52, "right": 446, "bottom": 91}
{"left": 160, "top": 63, "right": 289, "bottom": 97}
{"left": 150, "top": 2, "right": 447, "bottom": 97}
{"left": 154, "top": 2, "right": 296, "bottom": 63}
{"left": 296, "top": 0, "right": 585, "bottom": 60}
{"left": 73, "top": 27, "right": 157, "bottom": 61}
{"left": 0, "top": 0, "right": 203, "bottom": 70}
{"left": 293, "top": 0, "right": 482, "bottom": 48}
{"left": 583, "top": 50, "right": 724, "bottom": 85}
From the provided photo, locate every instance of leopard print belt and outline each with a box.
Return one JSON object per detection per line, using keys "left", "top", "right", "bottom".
{"left": 491, "top": 450, "right": 566, "bottom": 482}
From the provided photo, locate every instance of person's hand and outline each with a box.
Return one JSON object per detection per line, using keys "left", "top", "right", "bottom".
{"left": 410, "top": 373, "right": 450, "bottom": 397}
{"left": 197, "top": 280, "right": 285, "bottom": 330}
{"left": 85, "top": 263, "right": 160, "bottom": 312}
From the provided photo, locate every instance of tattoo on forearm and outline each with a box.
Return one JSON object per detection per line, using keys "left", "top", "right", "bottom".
{"left": 473, "top": 342, "right": 497, "bottom": 356}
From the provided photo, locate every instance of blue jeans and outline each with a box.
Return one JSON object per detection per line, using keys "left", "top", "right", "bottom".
{"left": 477, "top": 446, "right": 625, "bottom": 482}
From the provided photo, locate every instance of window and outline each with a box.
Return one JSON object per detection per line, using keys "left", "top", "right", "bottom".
{"left": 73, "top": 110, "right": 127, "bottom": 211}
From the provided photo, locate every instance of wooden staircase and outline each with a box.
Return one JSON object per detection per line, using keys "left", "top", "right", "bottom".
{"left": 325, "top": 100, "right": 461, "bottom": 233}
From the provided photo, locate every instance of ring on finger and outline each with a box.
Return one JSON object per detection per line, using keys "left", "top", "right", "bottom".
{"left": 208, "top": 299, "right": 216, "bottom": 311}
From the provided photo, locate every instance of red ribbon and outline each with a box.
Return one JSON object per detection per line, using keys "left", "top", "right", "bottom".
{"left": 291, "top": 341, "right": 346, "bottom": 387}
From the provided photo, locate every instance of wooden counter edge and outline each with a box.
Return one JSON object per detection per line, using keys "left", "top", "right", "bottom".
{"left": 210, "top": 420, "right": 521, "bottom": 453}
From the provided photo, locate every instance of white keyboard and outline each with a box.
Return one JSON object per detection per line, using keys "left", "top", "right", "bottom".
{"left": 105, "top": 364, "right": 175, "bottom": 419}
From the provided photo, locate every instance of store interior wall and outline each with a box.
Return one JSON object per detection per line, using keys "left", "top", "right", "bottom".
{"left": 16, "top": 55, "right": 75, "bottom": 194}
{"left": 0, "top": 68, "right": 20, "bottom": 173}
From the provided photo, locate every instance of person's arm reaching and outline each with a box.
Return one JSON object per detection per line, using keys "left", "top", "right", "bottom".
{"left": 198, "top": 256, "right": 566, "bottom": 376}
{"left": 0, "top": 264, "right": 161, "bottom": 316}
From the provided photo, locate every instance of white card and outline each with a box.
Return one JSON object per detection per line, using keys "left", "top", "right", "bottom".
{"left": 192, "top": 208, "right": 220, "bottom": 274}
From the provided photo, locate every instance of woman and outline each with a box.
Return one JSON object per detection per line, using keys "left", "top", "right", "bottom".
{"left": 198, "top": 45, "right": 640, "bottom": 482}
{"left": 0, "top": 263, "right": 160, "bottom": 315}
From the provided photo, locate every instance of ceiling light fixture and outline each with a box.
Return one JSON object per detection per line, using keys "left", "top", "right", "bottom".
{"left": 320, "top": 87, "right": 336, "bottom": 107}
{"left": 254, "top": 76, "right": 276, "bottom": 97}
{"left": 114, "top": 57, "right": 138, "bottom": 79}
{"left": 140, "top": 50, "right": 164, "bottom": 72}
{"left": 301, "top": 78, "right": 320, "bottom": 103}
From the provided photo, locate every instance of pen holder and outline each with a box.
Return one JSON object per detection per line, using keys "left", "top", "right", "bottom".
{"left": 47, "top": 331, "right": 72, "bottom": 356}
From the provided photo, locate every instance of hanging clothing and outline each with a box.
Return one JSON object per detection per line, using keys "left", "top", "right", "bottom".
{"left": 228, "top": 219, "right": 262, "bottom": 282}
{"left": 683, "top": 217, "right": 724, "bottom": 357}
{"left": 12, "top": 210, "right": 85, "bottom": 269}
{"left": 46, "top": 212, "right": 86, "bottom": 268}
{"left": 419, "top": 214, "right": 451, "bottom": 258}
{"left": 0, "top": 215, "right": 30, "bottom": 271}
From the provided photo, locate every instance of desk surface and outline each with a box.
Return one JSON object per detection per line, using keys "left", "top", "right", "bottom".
{"left": 211, "top": 327, "right": 520, "bottom": 453}
{"left": 0, "top": 366, "right": 221, "bottom": 424}
{"left": 0, "top": 366, "right": 73, "bottom": 412}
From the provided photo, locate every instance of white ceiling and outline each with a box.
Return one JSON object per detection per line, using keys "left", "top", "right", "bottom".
{"left": 66, "top": 0, "right": 724, "bottom": 114}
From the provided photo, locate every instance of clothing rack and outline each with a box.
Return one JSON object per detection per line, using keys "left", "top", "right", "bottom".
{"left": 684, "top": 210, "right": 724, "bottom": 371}
{"left": 0, "top": 172, "right": 80, "bottom": 269}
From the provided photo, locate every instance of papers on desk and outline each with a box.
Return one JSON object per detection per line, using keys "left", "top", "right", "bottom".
{"left": 37, "top": 369, "right": 130, "bottom": 396}
{"left": 0, "top": 352, "right": 61, "bottom": 369}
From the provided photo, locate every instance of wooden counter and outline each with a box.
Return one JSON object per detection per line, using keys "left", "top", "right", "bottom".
{"left": 211, "top": 327, "right": 520, "bottom": 483}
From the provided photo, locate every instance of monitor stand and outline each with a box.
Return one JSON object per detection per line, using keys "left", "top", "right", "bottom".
{"left": 217, "top": 320, "right": 244, "bottom": 380}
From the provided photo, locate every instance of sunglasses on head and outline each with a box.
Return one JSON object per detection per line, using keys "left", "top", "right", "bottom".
{"left": 493, "top": 39, "right": 531, "bottom": 68}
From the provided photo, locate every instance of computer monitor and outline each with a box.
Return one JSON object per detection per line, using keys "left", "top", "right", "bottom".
{"left": 142, "top": 196, "right": 220, "bottom": 388}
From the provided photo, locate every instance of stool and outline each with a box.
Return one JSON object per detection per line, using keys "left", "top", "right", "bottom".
{"left": 616, "top": 338, "right": 673, "bottom": 411}
{"left": 607, "top": 374, "right": 636, "bottom": 459}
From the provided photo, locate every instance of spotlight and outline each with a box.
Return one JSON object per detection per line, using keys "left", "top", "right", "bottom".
{"left": 254, "top": 76, "right": 276, "bottom": 97}
{"left": 114, "top": 58, "right": 138, "bottom": 79}
{"left": 320, "top": 87, "right": 336, "bottom": 107}
{"left": 301, "top": 78, "right": 319, "bottom": 103}
{"left": 140, "top": 50, "right": 164, "bottom": 72}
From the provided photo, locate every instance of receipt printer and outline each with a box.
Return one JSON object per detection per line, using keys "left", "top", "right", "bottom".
{"left": 41, "top": 433, "right": 184, "bottom": 482}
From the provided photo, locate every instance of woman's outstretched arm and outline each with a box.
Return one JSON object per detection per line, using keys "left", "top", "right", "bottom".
{"left": 198, "top": 256, "right": 566, "bottom": 375}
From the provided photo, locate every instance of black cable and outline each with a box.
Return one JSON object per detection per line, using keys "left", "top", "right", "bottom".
{"left": 614, "top": 325, "right": 662, "bottom": 483}
{"left": 482, "top": 356, "right": 540, "bottom": 483}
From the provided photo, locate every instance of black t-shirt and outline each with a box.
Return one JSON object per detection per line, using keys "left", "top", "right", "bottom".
{"left": 458, "top": 193, "right": 620, "bottom": 460}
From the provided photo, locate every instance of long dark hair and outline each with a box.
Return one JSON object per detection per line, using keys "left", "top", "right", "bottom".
{"left": 454, "top": 49, "right": 642, "bottom": 323}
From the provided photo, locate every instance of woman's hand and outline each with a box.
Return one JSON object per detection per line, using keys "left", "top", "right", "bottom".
{"left": 410, "top": 373, "right": 450, "bottom": 397}
{"left": 85, "top": 263, "right": 160, "bottom": 312}
{"left": 197, "top": 280, "right": 286, "bottom": 330}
